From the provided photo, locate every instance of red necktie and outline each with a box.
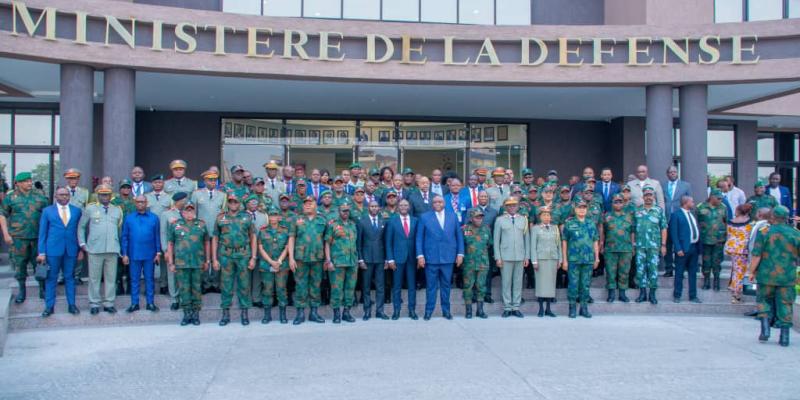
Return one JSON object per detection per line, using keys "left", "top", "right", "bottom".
{"left": 403, "top": 217, "right": 409, "bottom": 237}
{"left": 471, "top": 189, "right": 477, "bottom": 207}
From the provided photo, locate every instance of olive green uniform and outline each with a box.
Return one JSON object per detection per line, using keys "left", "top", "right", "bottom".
{"left": 214, "top": 211, "right": 256, "bottom": 309}
{"left": 291, "top": 214, "right": 328, "bottom": 308}
{"left": 168, "top": 218, "right": 208, "bottom": 311}
{"left": 258, "top": 224, "right": 291, "bottom": 307}
{"left": 325, "top": 217, "right": 359, "bottom": 308}
{"left": 2, "top": 189, "right": 48, "bottom": 280}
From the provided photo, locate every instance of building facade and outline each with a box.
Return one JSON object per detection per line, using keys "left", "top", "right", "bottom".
{"left": 0, "top": 0, "right": 799, "bottom": 205}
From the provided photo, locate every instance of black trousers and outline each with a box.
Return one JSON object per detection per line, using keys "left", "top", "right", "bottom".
{"left": 362, "top": 263, "right": 385, "bottom": 313}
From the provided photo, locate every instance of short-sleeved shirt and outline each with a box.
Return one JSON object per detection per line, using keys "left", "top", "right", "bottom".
{"left": 634, "top": 206, "right": 667, "bottom": 249}
{"left": 168, "top": 218, "right": 208, "bottom": 268}
{"left": 562, "top": 217, "right": 599, "bottom": 264}
{"left": 752, "top": 223, "right": 800, "bottom": 286}
{"left": 111, "top": 196, "right": 136, "bottom": 218}
{"left": 463, "top": 224, "right": 491, "bottom": 269}
{"left": 697, "top": 202, "right": 727, "bottom": 245}
{"left": 292, "top": 214, "right": 328, "bottom": 262}
{"left": 746, "top": 195, "right": 777, "bottom": 218}
{"left": 214, "top": 211, "right": 255, "bottom": 257}
{"left": 603, "top": 211, "right": 634, "bottom": 252}
{"left": 324, "top": 217, "right": 358, "bottom": 267}
{"left": 1, "top": 189, "right": 48, "bottom": 239}
{"left": 223, "top": 182, "right": 250, "bottom": 200}
{"left": 257, "top": 223, "right": 290, "bottom": 272}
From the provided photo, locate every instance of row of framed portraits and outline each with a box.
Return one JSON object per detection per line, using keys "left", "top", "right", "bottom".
{"left": 223, "top": 122, "right": 511, "bottom": 145}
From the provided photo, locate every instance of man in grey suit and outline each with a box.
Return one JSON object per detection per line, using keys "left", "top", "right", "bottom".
{"left": 78, "top": 184, "right": 123, "bottom": 315}
{"left": 494, "top": 197, "right": 529, "bottom": 318}
{"left": 662, "top": 165, "right": 692, "bottom": 277}
{"left": 357, "top": 200, "right": 389, "bottom": 321}
{"left": 486, "top": 168, "right": 511, "bottom": 211}
{"left": 263, "top": 161, "right": 286, "bottom": 204}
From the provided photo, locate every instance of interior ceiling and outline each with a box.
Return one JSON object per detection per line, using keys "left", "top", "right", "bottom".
{"left": 0, "top": 57, "right": 799, "bottom": 128}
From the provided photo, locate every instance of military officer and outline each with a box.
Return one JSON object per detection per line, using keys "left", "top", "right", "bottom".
{"left": 494, "top": 197, "right": 529, "bottom": 318}
{"left": 317, "top": 191, "right": 337, "bottom": 221}
{"left": 250, "top": 177, "right": 274, "bottom": 211}
{"left": 193, "top": 170, "right": 227, "bottom": 294}
{"left": 159, "top": 192, "right": 189, "bottom": 310}
{"left": 167, "top": 201, "right": 209, "bottom": 326}
{"left": 1, "top": 172, "right": 49, "bottom": 303}
{"left": 288, "top": 196, "right": 328, "bottom": 325}
{"left": 257, "top": 206, "right": 292, "bottom": 324}
{"left": 749, "top": 206, "right": 799, "bottom": 347}
{"left": 145, "top": 175, "right": 172, "bottom": 217}
{"left": 350, "top": 186, "right": 368, "bottom": 222}
{"left": 697, "top": 189, "right": 728, "bottom": 291}
{"left": 289, "top": 179, "right": 311, "bottom": 212}
{"left": 63, "top": 168, "right": 89, "bottom": 210}
{"left": 278, "top": 193, "right": 297, "bottom": 225}
{"left": 112, "top": 179, "right": 136, "bottom": 217}
{"left": 244, "top": 195, "right": 268, "bottom": 307}
{"left": 224, "top": 164, "right": 250, "bottom": 200}
{"left": 561, "top": 199, "right": 600, "bottom": 318}
{"left": 263, "top": 161, "right": 286, "bottom": 204}
{"left": 520, "top": 168, "right": 535, "bottom": 194}
{"left": 747, "top": 181, "right": 778, "bottom": 219}
{"left": 552, "top": 185, "right": 573, "bottom": 226}
{"left": 462, "top": 208, "right": 491, "bottom": 319}
{"left": 78, "top": 184, "right": 123, "bottom": 314}
{"left": 212, "top": 194, "right": 257, "bottom": 326}
{"left": 633, "top": 186, "right": 668, "bottom": 304}
{"left": 346, "top": 163, "right": 365, "bottom": 195}
{"left": 486, "top": 167, "right": 510, "bottom": 210}
{"left": 164, "top": 159, "right": 197, "bottom": 196}
{"left": 601, "top": 193, "right": 634, "bottom": 303}
{"left": 330, "top": 176, "right": 352, "bottom": 209}
{"left": 324, "top": 203, "right": 359, "bottom": 323}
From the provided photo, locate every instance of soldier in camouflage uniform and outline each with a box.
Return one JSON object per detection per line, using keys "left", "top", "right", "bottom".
{"left": 324, "top": 203, "right": 359, "bottom": 324}
{"left": 553, "top": 185, "right": 573, "bottom": 226}
{"left": 160, "top": 192, "right": 188, "bottom": 310}
{"left": 381, "top": 190, "right": 399, "bottom": 219}
{"left": 520, "top": 168, "right": 535, "bottom": 194}
{"left": 533, "top": 184, "right": 557, "bottom": 224}
{"left": 462, "top": 208, "right": 491, "bottom": 319}
{"left": 244, "top": 195, "right": 268, "bottom": 308}
{"left": 223, "top": 164, "right": 250, "bottom": 200}
{"left": 601, "top": 193, "right": 634, "bottom": 303}
{"left": 697, "top": 189, "right": 728, "bottom": 291}
{"left": 250, "top": 177, "right": 274, "bottom": 212}
{"left": 749, "top": 206, "right": 799, "bottom": 347}
{"left": 257, "top": 207, "right": 291, "bottom": 324}
{"left": 1, "top": 172, "right": 48, "bottom": 303}
{"left": 111, "top": 179, "right": 137, "bottom": 296}
{"left": 288, "top": 179, "right": 311, "bottom": 212}
{"left": 288, "top": 196, "right": 328, "bottom": 325}
{"left": 561, "top": 199, "right": 599, "bottom": 318}
{"left": 318, "top": 191, "right": 337, "bottom": 221}
{"left": 193, "top": 170, "right": 227, "bottom": 294}
{"left": 633, "top": 186, "right": 668, "bottom": 304}
{"left": 350, "top": 186, "right": 367, "bottom": 222}
{"left": 330, "top": 176, "right": 352, "bottom": 209}
{"left": 747, "top": 181, "right": 778, "bottom": 219}
{"left": 278, "top": 193, "right": 297, "bottom": 224}
{"left": 167, "top": 202, "right": 209, "bottom": 326}
{"left": 212, "top": 194, "right": 257, "bottom": 326}
{"left": 164, "top": 159, "right": 197, "bottom": 197}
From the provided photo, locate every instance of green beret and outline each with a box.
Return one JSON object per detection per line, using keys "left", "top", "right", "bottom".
{"left": 773, "top": 205, "right": 790, "bottom": 218}
{"left": 267, "top": 206, "right": 281, "bottom": 216}
{"left": 754, "top": 180, "right": 766, "bottom": 188}
{"left": 349, "top": 162, "right": 362, "bottom": 169}
{"left": 150, "top": 174, "right": 165, "bottom": 182}
{"left": 709, "top": 189, "right": 723, "bottom": 198}
{"left": 521, "top": 168, "right": 533, "bottom": 176}
{"left": 468, "top": 207, "right": 484, "bottom": 218}
{"left": 14, "top": 172, "right": 31, "bottom": 182}
{"left": 245, "top": 194, "right": 259, "bottom": 204}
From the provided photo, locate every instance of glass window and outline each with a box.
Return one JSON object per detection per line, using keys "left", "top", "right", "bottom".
{"left": 15, "top": 114, "right": 52, "bottom": 145}
{"left": 383, "top": 0, "right": 419, "bottom": 21}
{"left": 54, "top": 115, "right": 60, "bottom": 146}
{"left": 758, "top": 135, "right": 775, "bottom": 161}
{"left": 223, "top": 0, "right": 262, "bottom": 15}
{"left": 715, "top": 0, "right": 743, "bottom": 22}
{"left": 223, "top": 119, "right": 284, "bottom": 145}
{"left": 304, "top": 0, "right": 342, "bottom": 18}
{"left": 707, "top": 129, "right": 735, "bottom": 158}
{"left": 496, "top": 0, "right": 531, "bottom": 25}
{"left": 707, "top": 162, "right": 733, "bottom": 186}
{"left": 748, "top": 0, "right": 783, "bottom": 20}
{"left": 673, "top": 128, "right": 681, "bottom": 157}
{"left": 223, "top": 145, "right": 284, "bottom": 180}
{"left": 791, "top": 0, "right": 800, "bottom": 17}
{"left": 421, "top": 0, "right": 457, "bottom": 23}
{"left": 343, "top": 0, "right": 380, "bottom": 19}
{"left": 0, "top": 113, "right": 10, "bottom": 145}
{"left": 16, "top": 152, "right": 51, "bottom": 196}
{"left": 0, "top": 152, "right": 11, "bottom": 185}
{"left": 263, "top": 0, "right": 301, "bottom": 16}
{"left": 758, "top": 166, "right": 776, "bottom": 184}
{"left": 459, "top": 0, "right": 494, "bottom": 24}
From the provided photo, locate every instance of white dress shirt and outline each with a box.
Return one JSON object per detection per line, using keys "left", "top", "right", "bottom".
{"left": 435, "top": 211, "right": 445, "bottom": 229}
{"left": 682, "top": 208, "right": 699, "bottom": 244}
{"left": 431, "top": 183, "right": 443, "bottom": 196}
{"left": 769, "top": 186, "right": 782, "bottom": 204}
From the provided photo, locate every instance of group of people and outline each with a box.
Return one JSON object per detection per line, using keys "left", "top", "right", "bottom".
{"left": 4, "top": 159, "right": 797, "bottom": 346}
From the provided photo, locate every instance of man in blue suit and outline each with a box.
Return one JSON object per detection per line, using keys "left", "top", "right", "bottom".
{"left": 121, "top": 195, "right": 162, "bottom": 313}
{"left": 768, "top": 172, "right": 794, "bottom": 217}
{"left": 669, "top": 195, "right": 702, "bottom": 303}
{"left": 385, "top": 199, "right": 418, "bottom": 320}
{"left": 597, "top": 168, "right": 620, "bottom": 212}
{"left": 662, "top": 165, "right": 692, "bottom": 277}
{"left": 416, "top": 196, "right": 464, "bottom": 320}
{"left": 37, "top": 187, "right": 82, "bottom": 317}
{"left": 443, "top": 177, "right": 469, "bottom": 225}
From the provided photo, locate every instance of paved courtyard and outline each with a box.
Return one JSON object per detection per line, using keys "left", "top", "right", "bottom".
{"left": 0, "top": 315, "right": 797, "bottom": 400}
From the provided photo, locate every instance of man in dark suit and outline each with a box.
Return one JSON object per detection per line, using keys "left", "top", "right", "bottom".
{"left": 37, "top": 187, "right": 83, "bottom": 317}
{"left": 669, "top": 195, "right": 702, "bottom": 303}
{"left": 307, "top": 168, "right": 330, "bottom": 201}
{"left": 357, "top": 200, "right": 389, "bottom": 320}
{"left": 408, "top": 176, "right": 434, "bottom": 218}
{"left": 130, "top": 166, "right": 153, "bottom": 197}
{"left": 597, "top": 167, "right": 620, "bottom": 212}
{"left": 416, "top": 196, "right": 464, "bottom": 320}
{"left": 460, "top": 174, "right": 483, "bottom": 210}
{"left": 662, "top": 165, "right": 692, "bottom": 277}
{"left": 768, "top": 172, "right": 794, "bottom": 217}
{"left": 477, "top": 191, "right": 499, "bottom": 303}
{"left": 385, "top": 199, "right": 418, "bottom": 320}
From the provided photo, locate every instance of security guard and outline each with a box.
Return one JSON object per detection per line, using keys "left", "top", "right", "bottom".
{"left": 167, "top": 201, "right": 209, "bottom": 326}
{"left": 324, "top": 203, "right": 359, "bottom": 323}
{"left": 164, "top": 159, "right": 197, "bottom": 196}
{"left": 256, "top": 206, "right": 291, "bottom": 324}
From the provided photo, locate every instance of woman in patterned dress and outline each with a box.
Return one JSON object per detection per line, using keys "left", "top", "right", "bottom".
{"left": 724, "top": 203, "right": 753, "bottom": 304}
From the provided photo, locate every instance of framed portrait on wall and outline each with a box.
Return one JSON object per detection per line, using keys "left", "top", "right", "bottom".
{"left": 323, "top": 129, "right": 335, "bottom": 144}
{"left": 337, "top": 130, "right": 349, "bottom": 144}
{"left": 446, "top": 129, "right": 456, "bottom": 142}
{"left": 233, "top": 123, "right": 244, "bottom": 139}
{"left": 497, "top": 125, "right": 509, "bottom": 141}
{"left": 224, "top": 122, "right": 233, "bottom": 139}
{"left": 483, "top": 127, "right": 495, "bottom": 142}
{"left": 471, "top": 127, "right": 481, "bottom": 143}
{"left": 268, "top": 128, "right": 279, "bottom": 144}
{"left": 458, "top": 128, "right": 467, "bottom": 142}
{"left": 246, "top": 126, "right": 256, "bottom": 140}
{"left": 434, "top": 130, "right": 445, "bottom": 144}
{"left": 420, "top": 130, "right": 431, "bottom": 144}
{"left": 405, "top": 130, "right": 417, "bottom": 145}
{"left": 257, "top": 127, "right": 268, "bottom": 142}
{"left": 308, "top": 129, "right": 320, "bottom": 144}
{"left": 378, "top": 130, "right": 390, "bottom": 143}
{"left": 294, "top": 129, "right": 307, "bottom": 144}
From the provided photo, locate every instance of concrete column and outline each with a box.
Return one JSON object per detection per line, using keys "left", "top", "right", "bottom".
{"left": 679, "top": 84, "right": 709, "bottom": 201}
{"left": 645, "top": 85, "right": 674, "bottom": 179}
{"left": 59, "top": 64, "right": 94, "bottom": 187}
{"left": 102, "top": 68, "right": 135, "bottom": 182}
{"left": 735, "top": 121, "right": 758, "bottom": 197}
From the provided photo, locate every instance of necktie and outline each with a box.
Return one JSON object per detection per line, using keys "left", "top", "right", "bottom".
{"left": 177, "top": 178, "right": 182, "bottom": 186}
{"left": 603, "top": 183, "right": 609, "bottom": 200}
{"left": 103, "top": 205, "right": 108, "bottom": 214}
{"left": 209, "top": 190, "right": 213, "bottom": 200}
{"left": 155, "top": 193, "right": 160, "bottom": 201}
{"left": 60, "top": 206, "right": 68, "bottom": 226}
{"left": 403, "top": 217, "right": 409, "bottom": 237}
{"left": 471, "top": 189, "right": 477, "bottom": 207}
{"left": 511, "top": 215, "right": 515, "bottom": 225}
{"left": 271, "top": 179, "right": 275, "bottom": 190}
{"left": 499, "top": 186, "right": 504, "bottom": 195}
{"left": 372, "top": 217, "right": 378, "bottom": 229}
{"left": 452, "top": 197, "right": 458, "bottom": 213}
{"left": 251, "top": 212, "right": 256, "bottom": 221}
{"left": 398, "top": 190, "right": 403, "bottom": 199}
{"left": 668, "top": 182, "right": 674, "bottom": 200}
{"left": 313, "top": 185, "right": 318, "bottom": 199}
{"left": 70, "top": 188, "right": 76, "bottom": 198}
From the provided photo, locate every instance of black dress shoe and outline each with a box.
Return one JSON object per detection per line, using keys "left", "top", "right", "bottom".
{"left": 170, "top": 302, "right": 180, "bottom": 311}
{"left": 663, "top": 271, "right": 674, "bottom": 278}
{"left": 146, "top": 303, "right": 159, "bottom": 312}
{"left": 484, "top": 295, "right": 494, "bottom": 304}
{"left": 75, "top": 278, "right": 84, "bottom": 286}
{"left": 90, "top": 307, "right": 100, "bottom": 315}
{"left": 363, "top": 309, "right": 371, "bottom": 321}
{"left": 68, "top": 305, "right": 80, "bottom": 315}
{"left": 104, "top": 307, "right": 117, "bottom": 314}
{"left": 41, "top": 307, "right": 54, "bottom": 317}
{"left": 126, "top": 304, "right": 140, "bottom": 313}
{"left": 512, "top": 310, "right": 524, "bottom": 318}
{"left": 443, "top": 312, "right": 452, "bottom": 320}
{"left": 376, "top": 311, "right": 390, "bottom": 320}
{"left": 501, "top": 311, "right": 511, "bottom": 318}
{"left": 423, "top": 312, "right": 432, "bottom": 321}
{"left": 409, "top": 311, "right": 419, "bottom": 320}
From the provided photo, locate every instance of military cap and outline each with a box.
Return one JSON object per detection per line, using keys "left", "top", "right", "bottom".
{"left": 349, "top": 162, "right": 362, "bottom": 170}
{"left": 150, "top": 174, "right": 165, "bottom": 182}
{"left": 295, "top": 178, "right": 307, "bottom": 186}
{"left": 585, "top": 177, "right": 597, "bottom": 183}
{"left": 773, "top": 205, "right": 790, "bottom": 218}
{"left": 542, "top": 183, "right": 556, "bottom": 192}
{"left": 354, "top": 186, "right": 365, "bottom": 193}
{"left": 475, "top": 168, "right": 488, "bottom": 176}
{"left": 511, "top": 185, "right": 523, "bottom": 194}
{"left": 14, "top": 172, "right": 31, "bottom": 182}
{"left": 267, "top": 206, "right": 281, "bottom": 216}
{"left": 230, "top": 164, "right": 245, "bottom": 173}
{"left": 333, "top": 176, "right": 344, "bottom": 183}
{"left": 547, "top": 169, "right": 558, "bottom": 176}
{"left": 642, "top": 185, "right": 655, "bottom": 194}
{"left": 574, "top": 199, "right": 588, "bottom": 208}
{"left": 386, "top": 190, "right": 398, "bottom": 197}
{"left": 338, "top": 203, "right": 351, "bottom": 211}
{"left": 709, "top": 188, "right": 723, "bottom": 198}
{"left": 503, "top": 197, "right": 519, "bottom": 206}
{"left": 612, "top": 193, "right": 625, "bottom": 201}
{"left": 172, "top": 192, "right": 188, "bottom": 202}
{"left": 402, "top": 167, "right": 414, "bottom": 175}
{"left": 303, "top": 195, "right": 316, "bottom": 203}
{"left": 227, "top": 193, "right": 240, "bottom": 202}
{"left": 63, "top": 168, "right": 81, "bottom": 178}
{"left": 537, "top": 206, "right": 553, "bottom": 215}
{"left": 559, "top": 185, "right": 571, "bottom": 192}
{"left": 521, "top": 168, "right": 533, "bottom": 176}
{"left": 95, "top": 184, "right": 113, "bottom": 195}
{"left": 245, "top": 194, "right": 259, "bottom": 204}
{"left": 468, "top": 207, "right": 484, "bottom": 218}
{"left": 119, "top": 178, "right": 132, "bottom": 188}
{"left": 201, "top": 170, "right": 219, "bottom": 180}
{"left": 369, "top": 167, "right": 380, "bottom": 176}
{"left": 754, "top": 180, "right": 766, "bottom": 188}
{"left": 169, "top": 159, "right": 187, "bottom": 170}
{"left": 621, "top": 184, "right": 632, "bottom": 192}
{"left": 279, "top": 193, "right": 291, "bottom": 200}
{"left": 320, "top": 191, "right": 333, "bottom": 198}
{"left": 253, "top": 177, "right": 265, "bottom": 185}
{"left": 527, "top": 185, "right": 539, "bottom": 193}
{"left": 183, "top": 201, "right": 196, "bottom": 210}
{"left": 263, "top": 161, "right": 279, "bottom": 169}
{"left": 582, "top": 186, "right": 594, "bottom": 193}
{"left": 492, "top": 167, "right": 506, "bottom": 177}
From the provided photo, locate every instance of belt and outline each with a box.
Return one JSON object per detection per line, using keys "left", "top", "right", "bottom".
{"left": 222, "top": 246, "right": 247, "bottom": 252}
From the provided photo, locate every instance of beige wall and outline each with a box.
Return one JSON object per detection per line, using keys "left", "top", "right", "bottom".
{"left": 606, "top": 0, "right": 713, "bottom": 25}
{"left": 605, "top": 0, "right": 647, "bottom": 25}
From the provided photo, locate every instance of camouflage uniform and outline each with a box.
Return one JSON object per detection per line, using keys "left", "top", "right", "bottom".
{"left": 746, "top": 194, "right": 777, "bottom": 219}
{"left": 752, "top": 222, "right": 800, "bottom": 328}
{"left": 325, "top": 216, "right": 358, "bottom": 308}
{"left": 111, "top": 195, "right": 136, "bottom": 218}
{"left": 2, "top": 189, "right": 48, "bottom": 279}
{"left": 562, "top": 217, "right": 598, "bottom": 305}
{"left": 379, "top": 208, "right": 397, "bottom": 220}
{"left": 697, "top": 201, "right": 727, "bottom": 281}
{"left": 291, "top": 214, "right": 328, "bottom": 308}
{"left": 349, "top": 204, "right": 367, "bottom": 223}
{"left": 331, "top": 192, "right": 352, "bottom": 209}
{"left": 168, "top": 218, "right": 208, "bottom": 311}
{"left": 633, "top": 205, "right": 667, "bottom": 289}
{"left": 552, "top": 202, "right": 572, "bottom": 226}
{"left": 223, "top": 181, "right": 250, "bottom": 201}
{"left": 602, "top": 210, "right": 634, "bottom": 290}
{"left": 258, "top": 223, "right": 291, "bottom": 307}
{"left": 215, "top": 211, "right": 255, "bottom": 309}
{"left": 462, "top": 222, "right": 491, "bottom": 304}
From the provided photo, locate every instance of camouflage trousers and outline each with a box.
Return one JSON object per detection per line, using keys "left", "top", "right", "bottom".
{"left": 568, "top": 263, "right": 592, "bottom": 305}
{"left": 635, "top": 248, "right": 660, "bottom": 289}
{"left": 260, "top": 266, "right": 289, "bottom": 307}
{"left": 176, "top": 268, "right": 202, "bottom": 311}
{"left": 219, "top": 255, "right": 252, "bottom": 309}
{"left": 293, "top": 261, "right": 323, "bottom": 308}
{"left": 757, "top": 285, "right": 796, "bottom": 328}
{"left": 10, "top": 238, "right": 37, "bottom": 280}
{"left": 462, "top": 264, "right": 489, "bottom": 304}
{"left": 605, "top": 252, "right": 632, "bottom": 290}
{"left": 701, "top": 243, "right": 724, "bottom": 277}
{"left": 329, "top": 266, "right": 357, "bottom": 308}
{"left": 202, "top": 262, "right": 221, "bottom": 290}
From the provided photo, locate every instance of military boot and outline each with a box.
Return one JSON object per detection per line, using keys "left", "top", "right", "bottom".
{"left": 713, "top": 274, "right": 721, "bottom": 292}
{"left": 309, "top": 307, "right": 325, "bottom": 323}
{"left": 293, "top": 308, "right": 305, "bottom": 325}
{"left": 38, "top": 280, "right": 45, "bottom": 299}
{"left": 568, "top": 304, "right": 577, "bottom": 318}
{"left": 279, "top": 306, "right": 288, "bottom": 324}
{"left": 780, "top": 327, "right": 790, "bottom": 347}
{"left": 465, "top": 304, "right": 472, "bottom": 319}
{"left": 759, "top": 317, "right": 771, "bottom": 342}
{"left": 544, "top": 300, "right": 556, "bottom": 317}
{"left": 618, "top": 289, "right": 630, "bottom": 303}
{"left": 476, "top": 302, "right": 487, "bottom": 319}
{"left": 241, "top": 309, "right": 250, "bottom": 326}
{"left": 192, "top": 310, "right": 201, "bottom": 325}
{"left": 14, "top": 279, "right": 26, "bottom": 304}
{"left": 180, "top": 310, "right": 191, "bottom": 326}
{"left": 262, "top": 307, "right": 272, "bottom": 324}
{"left": 579, "top": 303, "right": 592, "bottom": 319}
{"left": 219, "top": 309, "right": 230, "bottom": 326}
{"left": 537, "top": 298, "right": 545, "bottom": 317}
{"left": 333, "top": 308, "right": 341, "bottom": 324}
{"left": 342, "top": 307, "right": 355, "bottom": 323}
{"left": 636, "top": 288, "right": 647, "bottom": 303}
{"left": 649, "top": 288, "right": 658, "bottom": 305}
{"left": 607, "top": 289, "right": 616, "bottom": 303}
{"left": 702, "top": 273, "right": 711, "bottom": 290}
